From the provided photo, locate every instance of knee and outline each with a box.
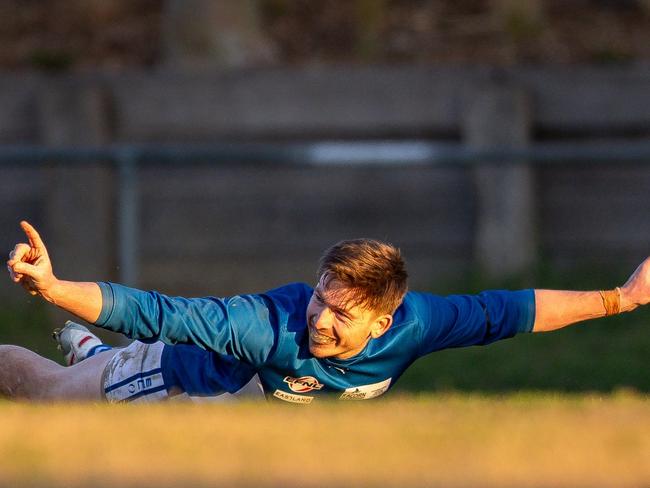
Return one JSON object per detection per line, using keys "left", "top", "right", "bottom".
{"left": 0, "top": 344, "right": 34, "bottom": 364}
{"left": 0, "top": 344, "right": 25, "bottom": 354}
{"left": 0, "top": 345, "right": 31, "bottom": 398}
{"left": 0, "top": 345, "right": 63, "bottom": 400}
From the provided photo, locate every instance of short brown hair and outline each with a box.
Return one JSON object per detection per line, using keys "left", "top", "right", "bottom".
{"left": 317, "top": 238, "right": 408, "bottom": 315}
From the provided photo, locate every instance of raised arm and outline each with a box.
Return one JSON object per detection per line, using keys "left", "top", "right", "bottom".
{"left": 7, "top": 220, "right": 281, "bottom": 365}
{"left": 533, "top": 257, "right": 650, "bottom": 332}
{"left": 6, "top": 221, "right": 102, "bottom": 323}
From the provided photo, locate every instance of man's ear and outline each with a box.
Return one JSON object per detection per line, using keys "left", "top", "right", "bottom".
{"left": 370, "top": 314, "right": 393, "bottom": 339}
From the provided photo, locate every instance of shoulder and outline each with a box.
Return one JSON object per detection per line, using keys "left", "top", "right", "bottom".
{"left": 389, "top": 291, "right": 444, "bottom": 336}
{"left": 258, "top": 283, "right": 313, "bottom": 361}
{"left": 255, "top": 283, "right": 313, "bottom": 332}
{"left": 262, "top": 282, "right": 314, "bottom": 306}
{"left": 392, "top": 291, "right": 463, "bottom": 342}
{"left": 396, "top": 291, "right": 448, "bottom": 320}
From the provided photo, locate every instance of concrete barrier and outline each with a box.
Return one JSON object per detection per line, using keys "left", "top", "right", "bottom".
{"left": 0, "top": 66, "right": 648, "bottom": 298}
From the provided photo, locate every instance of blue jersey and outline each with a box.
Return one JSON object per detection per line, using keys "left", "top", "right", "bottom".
{"left": 96, "top": 282, "right": 535, "bottom": 403}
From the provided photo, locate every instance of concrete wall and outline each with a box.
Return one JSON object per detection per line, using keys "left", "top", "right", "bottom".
{"left": 0, "top": 66, "right": 649, "bottom": 299}
{"left": 136, "top": 163, "right": 474, "bottom": 295}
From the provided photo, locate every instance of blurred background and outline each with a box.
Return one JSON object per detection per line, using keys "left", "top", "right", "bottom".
{"left": 0, "top": 0, "right": 648, "bottom": 392}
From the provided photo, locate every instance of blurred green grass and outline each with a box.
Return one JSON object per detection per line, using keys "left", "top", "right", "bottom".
{"left": 0, "top": 300, "right": 60, "bottom": 361}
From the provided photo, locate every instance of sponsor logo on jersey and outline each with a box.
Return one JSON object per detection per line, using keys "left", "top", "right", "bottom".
{"left": 273, "top": 389, "right": 314, "bottom": 404}
{"left": 127, "top": 377, "right": 153, "bottom": 394}
{"left": 339, "top": 378, "right": 392, "bottom": 400}
{"left": 283, "top": 375, "right": 324, "bottom": 393}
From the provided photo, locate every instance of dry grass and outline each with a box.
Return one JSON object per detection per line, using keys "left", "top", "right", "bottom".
{"left": 1, "top": 393, "right": 649, "bottom": 488}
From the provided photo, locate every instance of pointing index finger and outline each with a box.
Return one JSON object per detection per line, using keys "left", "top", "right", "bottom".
{"left": 20, "top": 220, "right": 47, "bottom": 252}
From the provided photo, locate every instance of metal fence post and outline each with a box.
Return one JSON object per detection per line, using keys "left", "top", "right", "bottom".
{"left": 464, "top": 82, "right": 536, "bottom": 280}
{"left": 116, "top": 148, "right": 139, "bottom": 287}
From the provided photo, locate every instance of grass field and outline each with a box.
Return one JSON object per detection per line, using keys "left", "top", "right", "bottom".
{"left": 1, "top": 393, "right": 649, "bottom": 488}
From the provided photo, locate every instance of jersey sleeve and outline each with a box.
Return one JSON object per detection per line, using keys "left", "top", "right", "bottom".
{"left": 94, "top": 281, "right": 277, "bottom": 367}
{"left": 412, "top": 289, "right": 536, "bottom": 357}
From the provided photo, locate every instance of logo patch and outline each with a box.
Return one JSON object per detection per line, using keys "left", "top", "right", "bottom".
{"left": 273, "top": 389, "right": 314, "bottom": 404}
{"left": 339, "top": 378, "right": 392, "bottom": 400}
{"left": 127, "top": 377, "right": 153, "bottom": 394}
{"left": 283, "top": 376, "right": 324, "bottom": 393}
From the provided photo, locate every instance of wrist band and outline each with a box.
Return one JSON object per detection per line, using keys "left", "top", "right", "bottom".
{"left": 599, "top": 287, "right": 621, "bottom": 316}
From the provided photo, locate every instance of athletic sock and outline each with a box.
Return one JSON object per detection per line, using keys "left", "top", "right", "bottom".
{"left": 87, "top": 344, "right": 113, "bottom": 358}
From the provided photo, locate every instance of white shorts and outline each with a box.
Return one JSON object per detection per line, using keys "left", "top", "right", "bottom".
{"left": 101, "top": 341, "right": 263, "bottom": 403}
{"left": 102, "top": 341, "right": 167, "bottom": 403}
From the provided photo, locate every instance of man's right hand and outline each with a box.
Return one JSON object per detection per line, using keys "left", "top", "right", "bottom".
{"left": 7, "top": 221, "right": 58, "bottom": 299}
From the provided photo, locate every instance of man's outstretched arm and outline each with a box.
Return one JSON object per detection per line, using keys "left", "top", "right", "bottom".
{"left": 6, "top": 221, "right": 276, "bottom": 365}
{"left": 6, "top": 220, "right": 102, "bottom": 323}
{"left": 533, "top": 257, "right": 650, "bottom": 332}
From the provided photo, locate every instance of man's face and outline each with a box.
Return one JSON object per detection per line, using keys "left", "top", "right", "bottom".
{"left": 306, "top": 276, "right": 392, "bottom": 359}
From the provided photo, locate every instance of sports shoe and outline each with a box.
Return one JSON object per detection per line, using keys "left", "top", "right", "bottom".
{"left": 52, "top": 320, "right": 105, "bottom": 366}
